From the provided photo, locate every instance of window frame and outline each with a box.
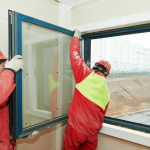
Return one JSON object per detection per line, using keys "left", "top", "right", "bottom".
{"left": 8, "top": 10, "right": 87, "bottom": 140}
{"left": 86, "top": 24, "right": 150, "bottom": 133}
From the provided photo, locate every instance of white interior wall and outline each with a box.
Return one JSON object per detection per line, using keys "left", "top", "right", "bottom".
{"left": 72, "top": 0, "right": 150, "bottom": 27}
{"left": 0, "top": 0, "right": 58, "bottom": 58}
{"left": 97, "top": 133, "right": 150, "bottom": 150}
{"left": 58, "top": 3, "right": 72, "bottom": 28}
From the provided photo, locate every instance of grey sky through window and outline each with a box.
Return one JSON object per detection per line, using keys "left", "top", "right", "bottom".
{"left": 123, "top": 32, "right": 150, "bottom": 48}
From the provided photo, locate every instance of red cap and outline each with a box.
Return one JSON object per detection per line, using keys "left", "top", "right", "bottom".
{"left": 95, "top": 60, "right": 111, "bottom": 75}
{"left": 0, "top": 50, "right": 7, "bottom": 60}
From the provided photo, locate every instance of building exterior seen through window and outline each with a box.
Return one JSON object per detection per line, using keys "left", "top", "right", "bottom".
{"left": 91, "top": 32, "right": 150, "bottom": 126}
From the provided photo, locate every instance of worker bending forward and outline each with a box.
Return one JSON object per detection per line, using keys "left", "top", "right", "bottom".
{"left": 63, "top": 30, "right": 111, "bottom": 150}
{"left": 0, "top": 51, "right": 24, "bottom": 150}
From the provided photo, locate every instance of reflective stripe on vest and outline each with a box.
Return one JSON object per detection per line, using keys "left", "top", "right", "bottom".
{"left": 76, "top": 71, "right": 110, "bottom": 110}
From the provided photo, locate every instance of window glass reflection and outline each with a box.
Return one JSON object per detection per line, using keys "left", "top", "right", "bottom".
{"left": 22, "top": 21, "right": 74, "bottom": 128}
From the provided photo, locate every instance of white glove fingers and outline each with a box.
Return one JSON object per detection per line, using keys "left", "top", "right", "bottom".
{"left": 17, "top": 59, "right": 24, "bottom": 65}
{"left": 74, "top": 29, "right": 82, "bottom": 39}
{"left": 13, "top": 55, "right": 23, "bottom": 59}
{"left": 17, "top": 62, "right": 24, "bottom": 70}
{"left": 20, "top": 66, "right": 25, "bottom": 71}
{"left": 15, "top": 59, "right": 24, "bottom": 65}
{"left": 5, "top": 55, "right": 24, "bottom": 72}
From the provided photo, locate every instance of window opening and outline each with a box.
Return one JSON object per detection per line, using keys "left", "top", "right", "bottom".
{"left": 91, "top": 32, "right": 150, "bottom": 128}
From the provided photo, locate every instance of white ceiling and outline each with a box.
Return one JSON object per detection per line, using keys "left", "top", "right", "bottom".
{"left": 56, "top": 0, "right": 98, "bottom": 6}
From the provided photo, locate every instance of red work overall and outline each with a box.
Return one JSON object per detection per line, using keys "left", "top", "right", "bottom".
{"left": 63, "top": 37, "right": 110, "bottom": 150}
{"left": 0, "top": 70, "right": 16, "bottom": 150}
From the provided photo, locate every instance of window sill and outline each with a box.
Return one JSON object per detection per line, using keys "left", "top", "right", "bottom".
{"left": 100, "top": 123, "right": 150, "bottom": 147}
{"left": 26, "top": 109, "right": 52, "bottom": 120}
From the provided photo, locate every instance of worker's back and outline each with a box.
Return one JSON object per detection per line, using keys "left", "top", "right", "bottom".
{"left": 68, "top": 36, "right": 110, "bottom": 136}
{"left": 68, "top": 70, "right": 110, "bottom": 136}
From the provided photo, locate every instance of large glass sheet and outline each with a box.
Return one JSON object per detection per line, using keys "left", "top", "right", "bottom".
{"left": 91, "top": 32, "right": 150, "bottom": 126}
{"left": 22, "top": 21, "right": 74, "bottom": 128}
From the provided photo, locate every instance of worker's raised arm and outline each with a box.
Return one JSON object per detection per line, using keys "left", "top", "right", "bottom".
{"left": 0, "top": 70, "right": 16, "bottom": 106}
{"left": 70, "top": 30, "right": 93, "bottom": 84}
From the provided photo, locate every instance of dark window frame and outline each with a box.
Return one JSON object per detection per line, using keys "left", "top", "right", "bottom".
{"left": 86, "top": 24, "right": 150, "bottom": 133}
{"left": 8, "top": 9, "right": 150, "bottom": 140}
{"left": 8, "top": 10, "right": 86, "bottom": 140}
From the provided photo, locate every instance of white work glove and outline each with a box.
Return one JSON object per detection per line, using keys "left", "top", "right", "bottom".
{"left": 74, "top": 29, "right": 82, "bottom": 39}
{"left": 5, "top": 55, "right": 24, "bottom": 72}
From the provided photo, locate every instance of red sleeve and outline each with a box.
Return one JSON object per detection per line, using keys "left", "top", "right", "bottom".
{"left": 0, "top": 70, "right": 16, "bottom": 106}
{"left": 70, "top": 37, "right": 93, "bottom": 84}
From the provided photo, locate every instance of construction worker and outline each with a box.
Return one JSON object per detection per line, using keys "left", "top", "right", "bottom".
{"left": 0, "top": 51, "right": 24, "bottom": 150}
{"left": 63, "top": 30, "right": 111, "bottom": 150}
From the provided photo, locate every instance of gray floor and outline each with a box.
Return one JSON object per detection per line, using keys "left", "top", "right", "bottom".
{"left": 115, "top": 109, "right": 150, "bottom": 125}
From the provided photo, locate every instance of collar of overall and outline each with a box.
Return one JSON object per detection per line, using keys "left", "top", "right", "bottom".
{"left": 92, "top": 64, "right": 108, "bottom": 77}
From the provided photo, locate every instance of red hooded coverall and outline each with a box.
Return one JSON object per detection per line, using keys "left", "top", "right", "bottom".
{"left": 63, "top": 37, "right": 110, "bottom": 150}
{"left": 0, "top": 70, "right": 16, "bottom": 150}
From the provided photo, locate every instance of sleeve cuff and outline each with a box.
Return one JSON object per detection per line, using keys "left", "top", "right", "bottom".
{"left": 4, "top": 68, "right": 15, "bottom": 74}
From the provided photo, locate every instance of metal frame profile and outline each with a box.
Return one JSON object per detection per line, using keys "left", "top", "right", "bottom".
{"left": 8, "top": 10, "right": 87, "bottom": 139}
{"left": 86, "top": 24, "right": 150, "bottom": 133}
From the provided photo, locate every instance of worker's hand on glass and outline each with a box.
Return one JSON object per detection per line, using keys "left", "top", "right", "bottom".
{"left": 74, "top": 29, "right": 82, "bottom": 39}
{"left": 5, "top": 55, "right": 25, "bottom": 72}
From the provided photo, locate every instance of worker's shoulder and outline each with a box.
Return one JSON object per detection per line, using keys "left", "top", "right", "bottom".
{"left": 81, "top": 71, "right": 106, "bottom": 84}
{"left": 1, "top": 70, "right": 14, "bottom": 79}
{"left": 90, "top": 71, "right": 105, "bottom": 80}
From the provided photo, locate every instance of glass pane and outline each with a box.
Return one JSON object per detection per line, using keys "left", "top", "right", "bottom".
{"left": 22, "top": 21, "right": 74, "bottom": 128}
{"left": 91, "top": 32, "right": 150, "bottom": 126}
